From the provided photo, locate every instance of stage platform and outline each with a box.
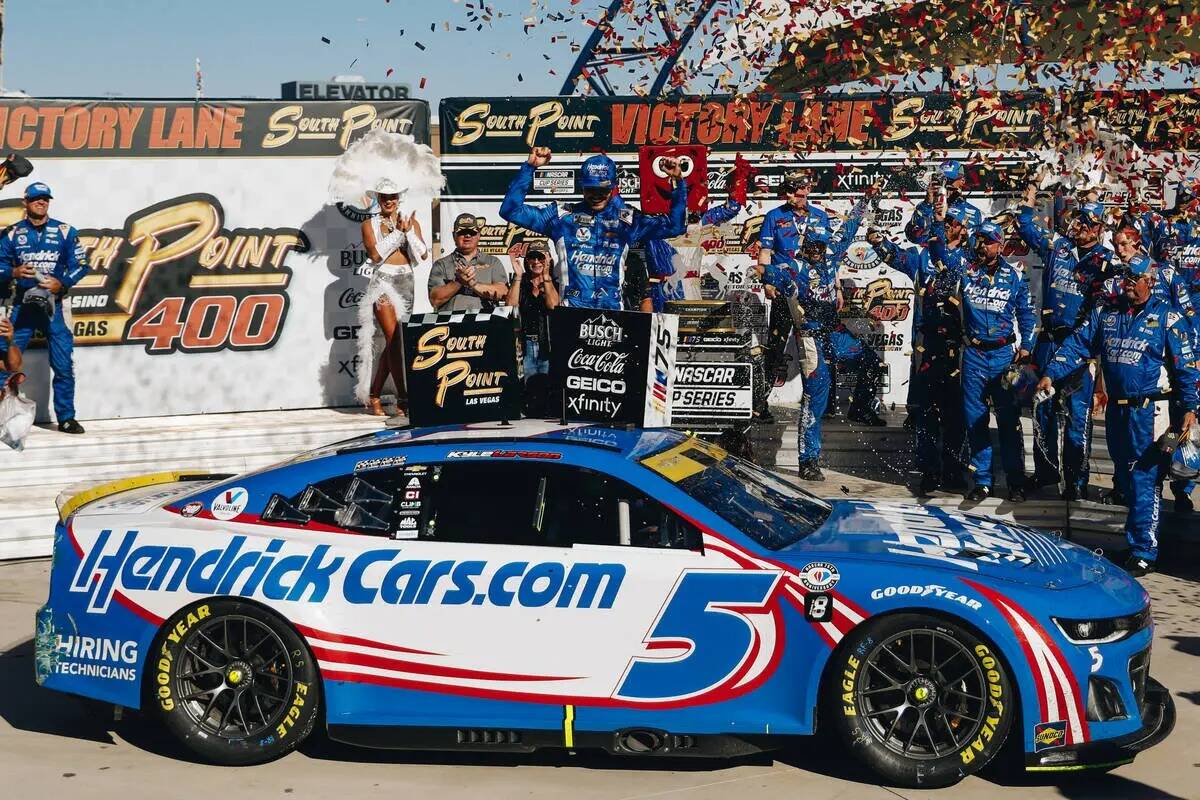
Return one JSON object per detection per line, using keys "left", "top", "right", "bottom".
{"left": 751, "top": 406, "right": 1200, "bottom": 558}
{"left": 1, "top": 404, "right": 1196, "bottom": 562}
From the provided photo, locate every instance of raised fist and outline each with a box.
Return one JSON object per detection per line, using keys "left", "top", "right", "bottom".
{"left": 659, "top": 157, "right": 683, "bottom": 180}
{"left": 528, "top": 146, "right": 552, "bottom": 167}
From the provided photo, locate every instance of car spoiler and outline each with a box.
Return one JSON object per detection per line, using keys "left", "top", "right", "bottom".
{"left": 56, "top": 471, "right": 234, "bottom": 522}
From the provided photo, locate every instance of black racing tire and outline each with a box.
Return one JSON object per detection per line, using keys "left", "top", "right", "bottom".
{"left": 149, "top": 598, "right": 320, "bottom": 765}
{"left": 825, "top": 613, "right": 1015, "bottom": 789}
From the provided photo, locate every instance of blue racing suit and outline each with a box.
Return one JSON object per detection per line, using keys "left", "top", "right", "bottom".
{"left": 1045, "top": 297, "right": 1200, "bottom": 560}
{"left": 758, "top": 201, "right": 834, "bottom": 394}
{"left": 905, "top": 197, "right": 984, "bottom": 246}
{"left": 0, "top": 217, "right": 89, "bottom": 421}
{"left": 1016, "top": 205, "right": 1113, "bottom": 493}
{"left": 761, "top": 197, "right": 880, "bottom": 465}
{"left": 500, "top": 163, "right": 687, "bottom": 310}
{"left": 957, "top": 257, "right": 1036, "bottom": 489}
{"left": 877, "top": 224, "right": 971, "bottom": 481}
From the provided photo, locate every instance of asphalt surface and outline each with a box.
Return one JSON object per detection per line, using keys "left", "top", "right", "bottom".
{"left": 2, "top": 557, "right": 1198, "bottom": 800}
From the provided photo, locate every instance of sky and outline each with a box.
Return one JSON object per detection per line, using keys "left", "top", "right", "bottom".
{"left": 3, "top": 0, "right": 1192, "bottom": 110}
{"left": 2, "top": 0, "right": 577, "bottom": 108}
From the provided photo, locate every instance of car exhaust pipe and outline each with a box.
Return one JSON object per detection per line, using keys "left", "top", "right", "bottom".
{"left": 616, "top": 728, "right": 667, "bottom": 754}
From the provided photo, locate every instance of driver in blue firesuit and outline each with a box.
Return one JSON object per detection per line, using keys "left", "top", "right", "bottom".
{"left": 958, "top": 221, "right": 1036, "bottom": 502}
{"left": 500, "top": 146, "right": 687, "bottom": 311}
{"left": 0, "top": 182, "right": 89, "bottom": 433}
{"left": 871, "top": 203, "right": 973, "bottom": 496}
{"left": 1037, "top": 255, "right": 1200, "bottom": 577}
{"left": 1016, "top": 185, "right": 1114, "bottom": 500}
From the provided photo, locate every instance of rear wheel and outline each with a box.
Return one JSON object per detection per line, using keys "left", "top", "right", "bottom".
{"left": 827, "top": 613, "right": 1014, "bottom": 789}
{"left": 150, "top": 599, "right": 319, "bottom": 765}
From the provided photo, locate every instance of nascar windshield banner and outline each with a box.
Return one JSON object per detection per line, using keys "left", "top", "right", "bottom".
{"left": 402, "top": 309, "right": 521, "bottom": 426}
{"left": 440, "top": 90, "right": 1198, "bottom": 406}
{"left": 0, "top": 98, "right": 430, "bottom": 420}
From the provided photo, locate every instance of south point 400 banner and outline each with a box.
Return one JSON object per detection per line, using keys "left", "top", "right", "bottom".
{"left": 440, "top": 91, "right": 1196, "bottom": 407}
{"left": 1, "top": 99, "right": 430, "bottom": 420}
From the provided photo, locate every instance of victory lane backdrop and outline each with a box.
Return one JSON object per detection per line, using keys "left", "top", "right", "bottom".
{"left": 439, "top": 91, "right": 1199, "bottom": 407}
{"left": 402, "top": 309, "right": 522, "bottom": 426}
{"left": 0, "top": 99, "right": 431, "bottom": 421}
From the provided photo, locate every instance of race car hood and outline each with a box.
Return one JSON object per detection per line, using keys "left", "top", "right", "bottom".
{"left": 784, "top": 501, "right": 1111, "bottom": 589}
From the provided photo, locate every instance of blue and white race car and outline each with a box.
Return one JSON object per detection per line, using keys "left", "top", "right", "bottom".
{"left": 37, "top": 421, "right": 1173, "bottom": 788}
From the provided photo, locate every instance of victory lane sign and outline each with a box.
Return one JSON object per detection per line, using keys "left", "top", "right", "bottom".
{"left": 403, "top": 309, "right": 521, "bottom": 426}
{"left": 549, "top": 307, "right": 677, "bottom": 427}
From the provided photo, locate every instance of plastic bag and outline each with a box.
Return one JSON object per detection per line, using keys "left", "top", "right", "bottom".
{"left": 1170, "top": 436, "right": 1200, "bottom": 481}
{"left": 0, "top": 390, "right": 36, "bottom": 451}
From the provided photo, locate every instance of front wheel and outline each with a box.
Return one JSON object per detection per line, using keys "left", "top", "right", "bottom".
{"left": 150, "top": 599, "right": 320, "bottom": 765}
{"left": 826, "top": 613, "right": 1015, "bottom": 789}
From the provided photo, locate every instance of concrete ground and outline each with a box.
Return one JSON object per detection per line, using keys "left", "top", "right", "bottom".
{"left": 2, "top": 558, "right": 1198, "bottom": 800}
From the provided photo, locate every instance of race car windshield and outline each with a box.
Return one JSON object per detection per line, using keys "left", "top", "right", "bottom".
{"left": 640, "top": 439, "right": 831, "bottom": 550}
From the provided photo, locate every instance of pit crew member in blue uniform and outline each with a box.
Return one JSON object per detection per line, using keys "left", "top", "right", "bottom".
{"left": 905, "top": 159, "right": 984, "bottom": 246}
{"left": 500, "top": 147, "right": 687, "bottom": 311}
{"left": 871, "top": 204, "right": 972, "bottom": 495}
{"left": 958, "top": 221, "right": 1036, "bottom": 501}
{"left": 0, "top": 183, "right": 89, "bottom": 433}
{"left": 1016, "top": 185, "right": 1114, "bottom": 499}
{"left": 1111, "top": 231, "right": 1198, "bottom": 512}
{"left": 754, "top": 169, "right": 832, "bottom": 420}
{"left": 1037, "top": 256, "right": 1200, "bottom": 576}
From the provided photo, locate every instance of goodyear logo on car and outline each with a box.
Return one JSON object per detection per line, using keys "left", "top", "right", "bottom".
{"left": 70, "top": 530, "right": 624, "bottom": 615}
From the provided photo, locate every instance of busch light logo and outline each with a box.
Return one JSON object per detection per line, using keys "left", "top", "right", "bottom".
{"left": 210, "top": 487, "right": 249, "bottom": 521}
{"left": 70, "top": 530, "right": 625, "bottom": 615}
{"left": 579, "top": 314, "right": 623, "bottom": 345}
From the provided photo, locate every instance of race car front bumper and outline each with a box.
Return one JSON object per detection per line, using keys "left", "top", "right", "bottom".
{"left": 1025, "top": 676, "right": 1176, "bottom": 772}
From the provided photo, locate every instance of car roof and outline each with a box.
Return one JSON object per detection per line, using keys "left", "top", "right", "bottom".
{"left": 297, "top": 420, "right": 693, "bottom": 463}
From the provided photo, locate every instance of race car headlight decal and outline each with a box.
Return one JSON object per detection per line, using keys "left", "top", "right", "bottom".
{"left": 1053, "top": 607, "right": 1151, "bottom": 645}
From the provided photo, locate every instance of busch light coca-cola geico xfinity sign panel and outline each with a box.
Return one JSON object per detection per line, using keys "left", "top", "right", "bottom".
{"left": 438, "top": 91, "right": 1197, "bottom": 406}
{"left": 0, "top": 99, "right": 429, "bottom": 419}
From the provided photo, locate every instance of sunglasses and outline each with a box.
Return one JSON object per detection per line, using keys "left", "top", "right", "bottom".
{"left": 378, "top": 194, "right": 400, "bottom": 202}
{"left": 526, "top": 252, "right": 547, "bottom": 260}
{"left": 455, "top": 228, "right": 480, "bottom": 236}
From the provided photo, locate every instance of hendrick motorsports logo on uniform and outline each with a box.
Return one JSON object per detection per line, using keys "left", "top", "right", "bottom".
{"left": 798, "top": 562, "right": 840, "bottom": 592}
{"left": 210, "top": 487, "right": 249, "bottom": 521}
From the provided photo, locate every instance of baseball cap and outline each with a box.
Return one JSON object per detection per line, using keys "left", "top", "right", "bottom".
{"left": 977, "top": 220, "right": 1005, "bottom": 243}
{"left": 452, "top": 213, "right": 480, "bottom": 233}
{"left": 804, "top": 227, "right": 832, "bottom": 246}
{"left": 1123, "top": 252, "right": 1154, "bottom": 277}
{"left": 579, "top": 154, "right": 617, "bottom": 189}
{"left": 24, "top": 182, "right": 52, "bottom": 200}
{"left": 1077, "top": 201, "right": 1106, "bottom": 226}
{"left": 945, "top": 205, "right": 968, "bottom": 224}
{"left": 782, "top": 168, "right": 813, "bottom": 191}
{"left": 525, "top": 240, "right": 548, "bottom": 257}
{"left": 940, "top": 160, "right": 964, "bottom": 182}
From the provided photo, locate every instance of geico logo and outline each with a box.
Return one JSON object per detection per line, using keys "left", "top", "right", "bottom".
{"left": 677, "top": 366, "right": 735, "bottom": 384}
{"left": 566, "top": 375, "right": 626, "bottom": 393}
{"left": 71, "top": 530, "right": 626, "bottom": 613}
{"left": 333, "top": 325, "right": 361, "bottom": 340}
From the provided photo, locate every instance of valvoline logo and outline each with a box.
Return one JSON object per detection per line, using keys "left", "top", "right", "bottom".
{"left": 210, "top": 487, "right": 248, "bottom": 521}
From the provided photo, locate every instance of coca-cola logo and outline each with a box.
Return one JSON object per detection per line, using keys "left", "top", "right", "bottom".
{"left": 567, "top": 348, "right": 629, "bottom": 375}
{"left": 338, "top": 288, "right": 365, "bottom": 309}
